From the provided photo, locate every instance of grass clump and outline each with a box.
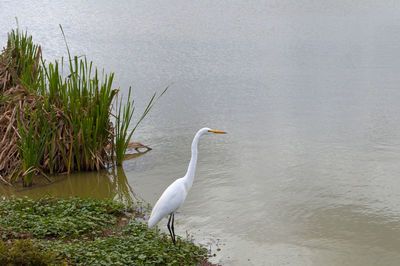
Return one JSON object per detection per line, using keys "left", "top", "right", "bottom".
{"left": 0, "top": 197, "right": 209, "bottom": 265}
{"left": 0, "top": 25, "right": 165, "bottom": 187}
{"left": 0, "top": 239, "right": 59, "bottom": 265}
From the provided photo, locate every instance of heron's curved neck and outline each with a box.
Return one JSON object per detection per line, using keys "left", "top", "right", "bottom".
{"left": 183, "top": 131, "right": 202, "bottom": 191}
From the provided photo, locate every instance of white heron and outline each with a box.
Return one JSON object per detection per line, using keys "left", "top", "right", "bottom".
{"left": 148, "top": 127, "right": 227, "bottom": 245}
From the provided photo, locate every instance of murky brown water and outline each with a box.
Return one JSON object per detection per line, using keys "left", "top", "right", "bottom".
{"left": 2, "top": 1, "right": 400, "bottom": 265}
{"left": 0, "top": 166, "right": 140, "bottom": 204}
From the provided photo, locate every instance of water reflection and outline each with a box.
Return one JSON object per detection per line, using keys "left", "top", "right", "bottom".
{"left": 0, "top": 153, "right": 150, "bottom": 204}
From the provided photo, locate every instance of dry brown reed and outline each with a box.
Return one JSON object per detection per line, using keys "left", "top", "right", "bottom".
{"left": 0, "top": 44, "right": 79, "bottom": 185}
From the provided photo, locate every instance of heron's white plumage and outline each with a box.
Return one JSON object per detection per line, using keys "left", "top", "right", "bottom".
{"left": 148, "top": 178, "right": 187, "bottom": 228}
{"left": 147, "top": 127, "right": 226, "bottom": 233}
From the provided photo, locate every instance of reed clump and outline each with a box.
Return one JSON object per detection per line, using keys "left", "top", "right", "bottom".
{"left": 0, "top": 26, "right": 163, "bottom": 187}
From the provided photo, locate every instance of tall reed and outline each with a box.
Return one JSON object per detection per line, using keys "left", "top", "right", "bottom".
{"left": 6, "top": 28, "right": 41, "bottom": 89}
{"left": 115, "top": 86, "right": 168, "bottom": 165}
{"left": 17, "top": 105, "right": 48, "bottom": 186}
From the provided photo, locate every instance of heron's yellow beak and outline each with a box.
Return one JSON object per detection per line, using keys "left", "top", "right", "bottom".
{"left": 208, "top": 129, "right": 227, "bottom": 134}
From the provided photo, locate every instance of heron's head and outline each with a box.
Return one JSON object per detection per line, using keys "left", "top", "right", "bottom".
{"left": 199, "top": 127, "right": 227, "bottom": 135}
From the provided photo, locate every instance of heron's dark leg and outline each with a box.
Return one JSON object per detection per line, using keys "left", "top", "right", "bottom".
{"left": 171, "top": 213, "right": 176, "bottom": 244}
{"left": 167, "top": 213, "right": 176, "bottom": 246}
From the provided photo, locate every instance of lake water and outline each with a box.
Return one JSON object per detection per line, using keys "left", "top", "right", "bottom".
{"left": 2, "top": 1, "right": 400, "bottom": 265}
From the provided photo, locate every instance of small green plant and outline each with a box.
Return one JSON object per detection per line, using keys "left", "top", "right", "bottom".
{"left": 0, "top": 197, "right": 210, "bottom": 265}
{"left": 0, "top": 197, "right": 125, "bottom": 239}
{"left": 38, "top": 222, "right": 208, "bottom": 265}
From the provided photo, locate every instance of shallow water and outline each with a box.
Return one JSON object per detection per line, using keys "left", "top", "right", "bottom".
{"left": 2, "top": 1, "right": 400, "bottom": 265}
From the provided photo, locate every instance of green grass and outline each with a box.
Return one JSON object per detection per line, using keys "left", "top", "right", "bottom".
{"left": 0, "top": 197, "right": 209, "bottom": 265}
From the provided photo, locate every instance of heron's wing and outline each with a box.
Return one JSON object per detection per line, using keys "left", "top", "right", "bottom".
{"left": 148, "top": 179, "right": 187, "bottom": 227}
